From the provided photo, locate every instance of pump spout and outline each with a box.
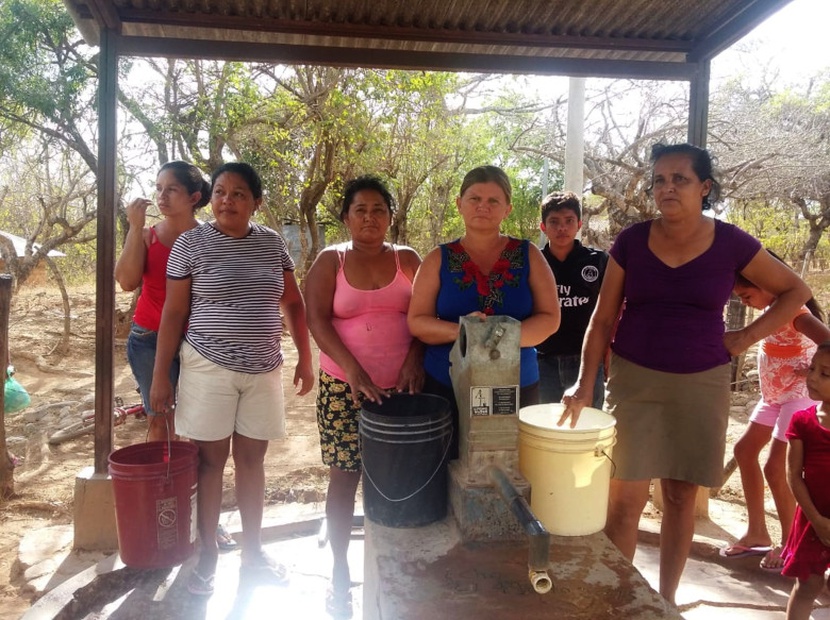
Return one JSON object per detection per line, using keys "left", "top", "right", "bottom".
{"left": 490, "top": 466, "right": 553, "bottom": 594}
{"left": 529, "top": 568, "right": 553, "bottom": 595}
{"left": 483, "top": 324, "right": 507, "bottom": 360}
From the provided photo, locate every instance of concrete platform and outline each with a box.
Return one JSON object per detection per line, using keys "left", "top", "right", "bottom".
{"left": 17, "top": 503, "right": 830, "bottom": 619}
{"left": 22, "top": 503, "right": 362, "bottom": 620}
{"left": 364, "top": 517, "right": 679, "bottom": 619}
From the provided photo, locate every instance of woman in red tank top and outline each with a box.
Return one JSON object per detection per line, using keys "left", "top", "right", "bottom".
{"left": 115, "top": 161, "right": 208, "bottom": 442}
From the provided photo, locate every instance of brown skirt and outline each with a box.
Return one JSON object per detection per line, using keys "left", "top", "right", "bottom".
{"left": 606, "top": 354, "right": 731, "bottom": 487}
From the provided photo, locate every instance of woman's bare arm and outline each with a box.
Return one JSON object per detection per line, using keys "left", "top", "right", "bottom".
{"left": 724, "top": 248, "right": 811, "bottom": 355}
{"left": 407, "top": 248, "right": 462, "bottom": 345}
{"left": 281, "top": 270, "right": 314, "bottom": 396}
{"left": 560, "top": 257, "right": 625, "bottom": 426}
{"left": 114, "top": 199, "right": 153, "bottom": 291}
{"left": 149, "top": 277, "right": 190, "bottom": 413}
{"left": 520, "top": 242, "right": 560, "bottom": 347}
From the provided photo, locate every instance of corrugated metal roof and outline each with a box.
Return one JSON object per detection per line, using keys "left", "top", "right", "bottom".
{"left": 64, "top": 0, "right": 795, "bottom": 78}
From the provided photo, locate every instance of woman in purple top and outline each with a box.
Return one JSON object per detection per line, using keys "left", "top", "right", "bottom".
{"left": 560, "top": 143, "right": 811, "bottom": 605}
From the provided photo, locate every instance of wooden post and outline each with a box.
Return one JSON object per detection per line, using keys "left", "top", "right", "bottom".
{"left": 0, "top": 274, "right": 14, "bottom": 498}
{"left": 94, "top": 26, "right": 118, "bottom": 473}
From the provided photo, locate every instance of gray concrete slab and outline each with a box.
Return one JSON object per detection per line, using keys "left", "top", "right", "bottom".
{"left": 636, "top": 514, "right": 830, "bottom": 619}
{"left": 23, "top": 505, "right": 363, "bottom": 620}
{"left": 363, "top": 516, "right": 680, "bottom": 620}
{"left": 17, "top": 503, "right": 830, "bottom": 620}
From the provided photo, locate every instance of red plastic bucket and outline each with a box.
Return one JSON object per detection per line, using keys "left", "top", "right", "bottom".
{"left": 108, "top": 441, "right": 198, "bottom": 568}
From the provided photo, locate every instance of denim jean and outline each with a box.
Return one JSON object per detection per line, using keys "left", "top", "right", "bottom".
{"left": 537, "top": 353, "right": 605, "bottom": 409}
{"left": 126, "top": 323, "right": 180, "bottom": 416}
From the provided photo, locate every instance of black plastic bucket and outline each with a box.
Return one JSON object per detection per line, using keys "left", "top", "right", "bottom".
{"left": 360, "top": 393, "right": 452, "bottom": 527}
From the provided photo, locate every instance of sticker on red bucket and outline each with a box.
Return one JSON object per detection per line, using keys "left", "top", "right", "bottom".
{"left": 156, "top": 497, "right": 179, "bottom": 550}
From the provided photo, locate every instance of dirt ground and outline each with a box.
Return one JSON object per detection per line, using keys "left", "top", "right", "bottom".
{"left": 0, "top": 285, "right": 775, "bottom": 617}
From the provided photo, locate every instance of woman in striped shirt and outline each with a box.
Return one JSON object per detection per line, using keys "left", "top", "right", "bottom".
{"left": 150, "top": 162, "right": 314, "bottom": 596}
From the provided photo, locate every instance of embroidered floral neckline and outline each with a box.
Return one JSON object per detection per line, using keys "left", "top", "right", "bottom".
{"left": 447, "top": 238, "right": 523, "bottom": 314}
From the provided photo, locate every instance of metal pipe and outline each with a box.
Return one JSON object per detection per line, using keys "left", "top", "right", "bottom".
{"left": 490, "top": 467, "right": 553, "bottom": 594}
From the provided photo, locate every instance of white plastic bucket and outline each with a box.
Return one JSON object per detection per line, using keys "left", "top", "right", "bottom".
{"left": 518, "top": 403, "right": 616, "bottom": 536}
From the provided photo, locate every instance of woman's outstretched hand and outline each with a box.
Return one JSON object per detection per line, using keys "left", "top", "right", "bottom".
{"left": 345, "top": 366, "right": 388, "bottom": 405}
{"left": 395, "top": 355, "right": 425, "bottom": 395}
{"left": 293, "top": 359, "right": 315, "bottom": 396}
{"left": 150, "top": 376, "right": 175, "bottom": 416}
{"left": 723, "top": 328, "right": 753, "bottom": 357}
{"left": 559, "top": 385, "right": 589, "bottom": 428}
{"left": 125, "top": 197, "right": 151, "bottom": 230}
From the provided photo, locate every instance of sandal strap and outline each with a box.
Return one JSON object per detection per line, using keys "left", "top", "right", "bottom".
{"left": 187, "top": 569, "right": 215, "bottom": 595}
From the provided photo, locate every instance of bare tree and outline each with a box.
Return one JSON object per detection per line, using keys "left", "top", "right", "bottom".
{"left": 713, "top": 73, "right": 830, "bottom": 265}
{"left": 510, "top": 80, "right": 690, "bottom": 242}
{"left": 0, "top": 138, "right": 97, "bottom": 354}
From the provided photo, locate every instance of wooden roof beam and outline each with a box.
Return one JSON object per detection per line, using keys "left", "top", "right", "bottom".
{"left": 85, "top": 0, "right": 122, "bottom": 33}
{"left": 118, "top": 10, "right": 694, "bottom": 54}
{"left": 117, "top": 36, "right": 697, "bottom": 81}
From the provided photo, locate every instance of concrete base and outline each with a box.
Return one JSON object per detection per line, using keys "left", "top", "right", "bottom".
{"left": 448, "top": 461, "right": 527, "bottom": 542}
{"left": 73, "top": 466, "right": 118, "bottom": 551}
{"left": 363, "top": 516, "right": 682, "bottom": 620}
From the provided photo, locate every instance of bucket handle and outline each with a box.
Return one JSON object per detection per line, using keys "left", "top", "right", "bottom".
{"left": 161, "top": 415, "right": 173, "bottom": 480}
{"left": 596, "top": 446, "right": 616, "bottom": 478}
{"left": 360, "top": 428, "right": 453, "bottom": 503}
{"left": 140, "top": 401, "right": 174, "bottom": 480}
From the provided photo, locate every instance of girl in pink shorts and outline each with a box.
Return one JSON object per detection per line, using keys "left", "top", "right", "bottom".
{"left": 722, "top": 259, "right": 830, "bottom": 570}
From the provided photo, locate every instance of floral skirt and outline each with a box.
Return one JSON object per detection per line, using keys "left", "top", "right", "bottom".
{"left": 316, "top": 370, "right": 364, "bottom": 473}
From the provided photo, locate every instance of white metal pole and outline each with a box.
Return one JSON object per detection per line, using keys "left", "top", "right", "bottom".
{"left": 564, "top": 77, "right": 585, "bottom": 195}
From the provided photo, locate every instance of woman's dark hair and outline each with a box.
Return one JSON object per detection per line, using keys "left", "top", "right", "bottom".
{"left": 339, "top": 175, "right": 395, "bottom": 222}
{"left": 648, "top": 143, "right": 722, "bottom": 210}
{"left": 158, "top": 160, "right": 211, "bottom": 210}
{"left": 735, "top": 249, "right": 824, "bottom": 322}
{"left": 459, "top": 165, "right": 512, "bottom": 204}
{"left": 210, "top": 162, "right": 263, "bottom": 200}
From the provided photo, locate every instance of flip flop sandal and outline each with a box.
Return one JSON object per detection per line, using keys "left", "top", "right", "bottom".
{"left": 719, "top": 543, "right": 771, "bottom": 559}
{"left": 187, "top": 569, "right": 215, "bottom": 596}
{"left": 326, "top": 587, "right": 353, "bottom": 619}
{"left": 760, "top": 547, "right": 785, "bottom": 572}
{"left": 216, "top": 524, "right": 238, "bottom": 551}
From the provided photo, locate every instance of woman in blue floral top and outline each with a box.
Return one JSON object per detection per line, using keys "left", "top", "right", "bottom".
{"left": 408, "top": 165, "right": 560, "bottom": 458}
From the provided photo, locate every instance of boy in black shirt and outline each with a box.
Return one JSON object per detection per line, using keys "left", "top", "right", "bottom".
{"left": 537, "top": 192, "right": 608, "bottom": 408}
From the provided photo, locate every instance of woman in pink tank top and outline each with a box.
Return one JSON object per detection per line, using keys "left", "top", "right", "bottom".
{"left": 306, "top": 176, "right": 423, "bottom": 617}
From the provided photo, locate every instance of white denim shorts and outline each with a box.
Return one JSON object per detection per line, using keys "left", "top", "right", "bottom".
{"left": 175, "top": 341, "right": 286, "bottom": 442}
